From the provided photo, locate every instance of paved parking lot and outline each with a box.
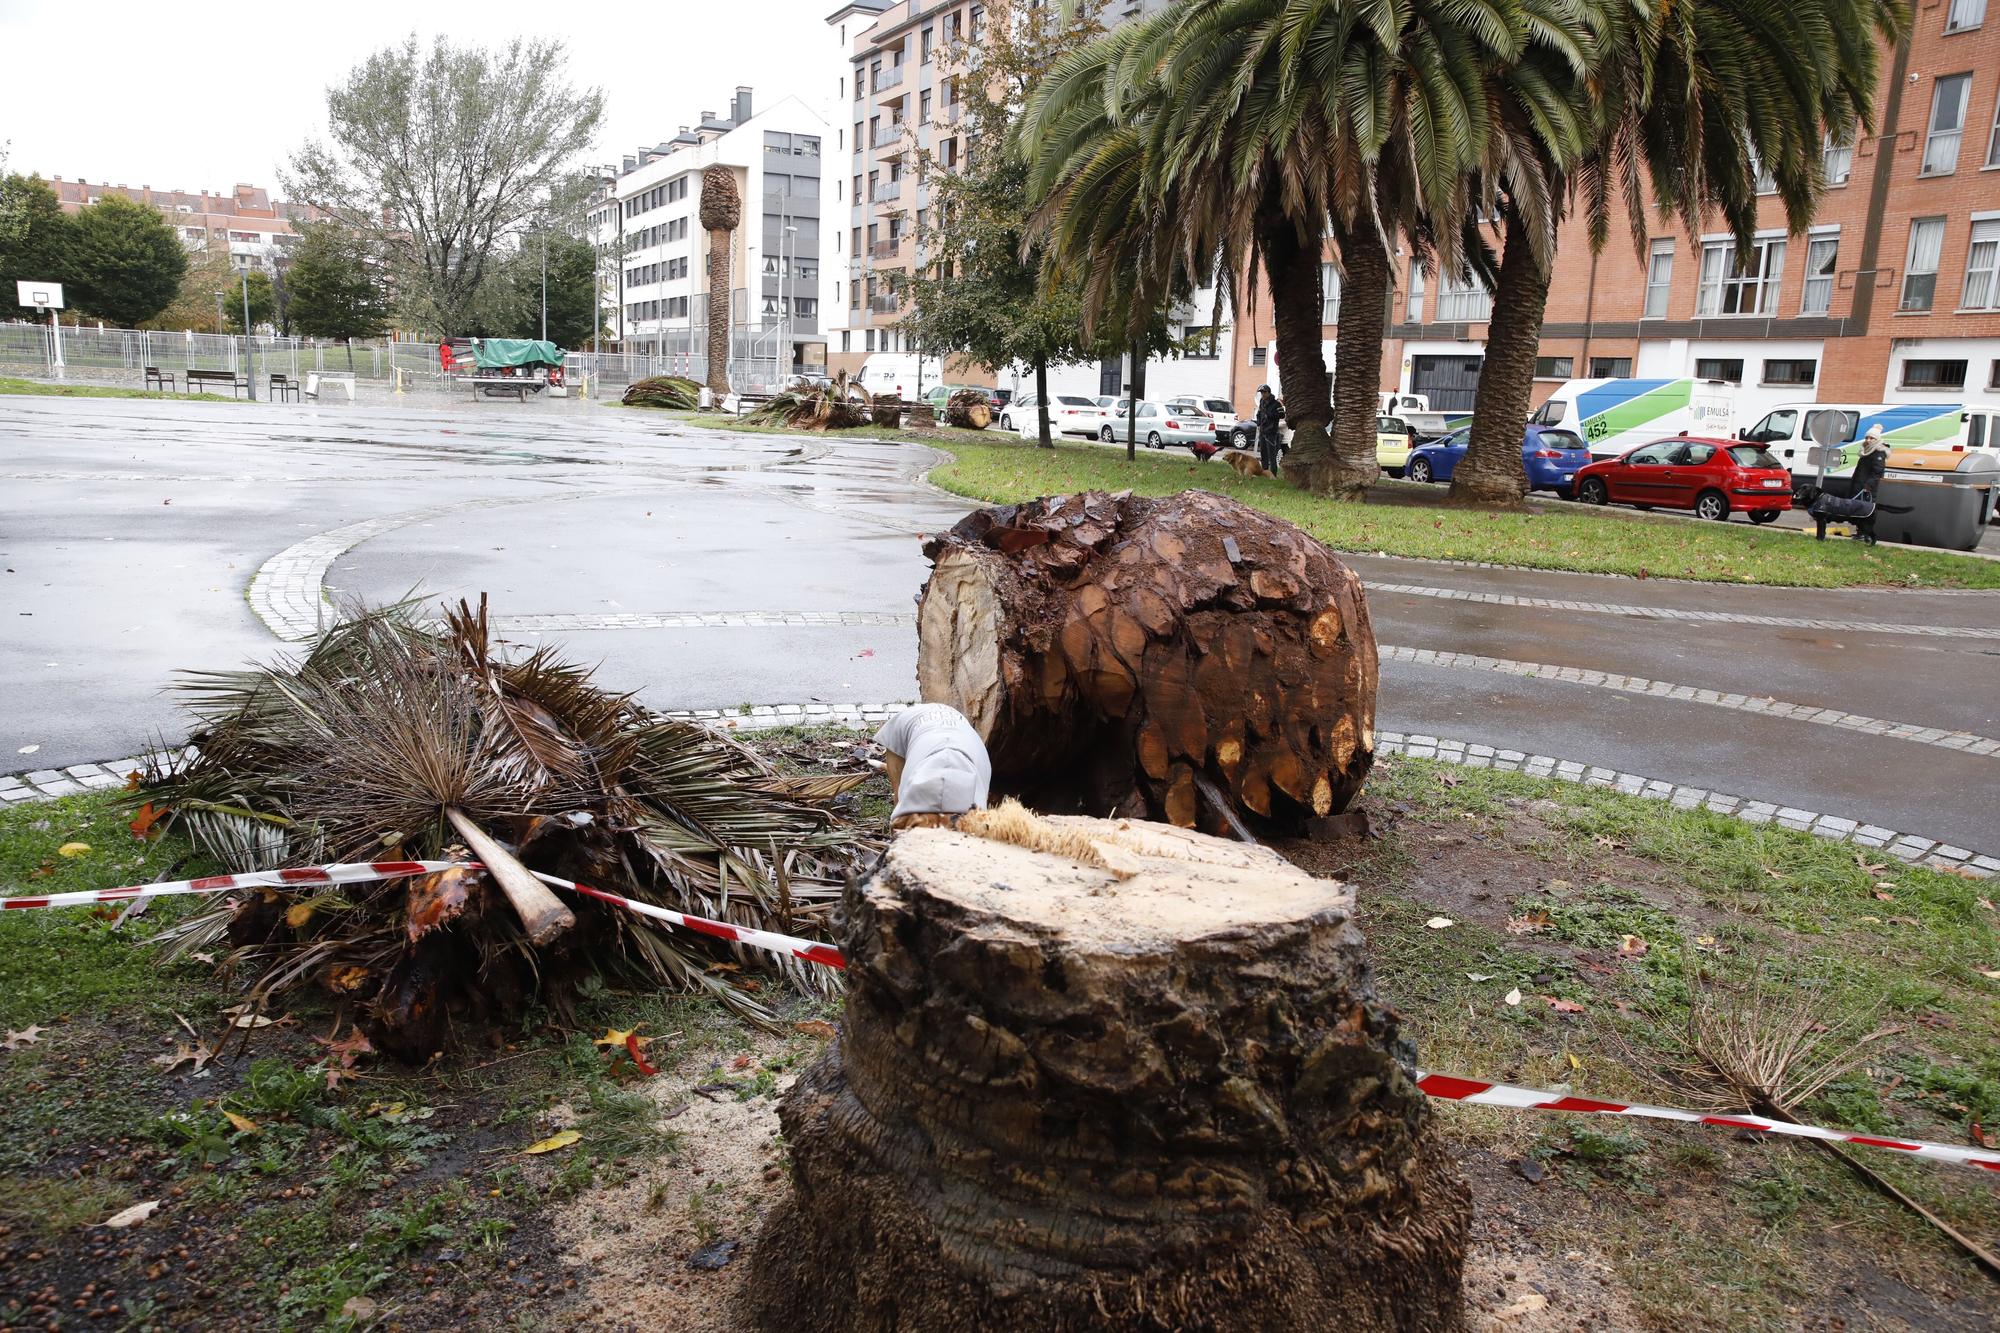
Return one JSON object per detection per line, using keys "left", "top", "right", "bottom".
{"left": 2, "top": 394, "right": 1995, "bottom": 853}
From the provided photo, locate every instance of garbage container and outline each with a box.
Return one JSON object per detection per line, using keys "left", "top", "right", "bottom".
{"left": 1872, "top": 453, "right": 1998, "bottom": 551}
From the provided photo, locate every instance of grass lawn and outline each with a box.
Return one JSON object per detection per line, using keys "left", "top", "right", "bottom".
{"left": 928, "top": 434, "right": 2000, "bottom": 589}
{"left": 674, "top": 410, "right": 996, "bottom": 450}
{"left": 0, "top": 375, "right": 244, "bottom": 402}
{"left": 2, "top": 730, "right": 1994, "bottom": 1329}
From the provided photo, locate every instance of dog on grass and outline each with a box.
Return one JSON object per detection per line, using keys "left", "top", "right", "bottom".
{"left": 1222, "top": 449, "right": 1268, "bottom": 478}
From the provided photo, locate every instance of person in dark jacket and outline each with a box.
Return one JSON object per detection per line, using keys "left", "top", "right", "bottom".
{"left": 1254, "top": 384, "right": 1285, "bottom": 473}
{"left": 1851, "top": 424, "right": 1888, "bottom": 497}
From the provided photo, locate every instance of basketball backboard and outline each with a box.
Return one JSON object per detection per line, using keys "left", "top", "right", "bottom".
{"left": 16, "top": 281, "right": 64, "bottom": 310}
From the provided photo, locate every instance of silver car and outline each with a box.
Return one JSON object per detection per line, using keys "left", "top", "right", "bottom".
{"left": 1113, "top": 399, "right": 1215, "bottom": 451}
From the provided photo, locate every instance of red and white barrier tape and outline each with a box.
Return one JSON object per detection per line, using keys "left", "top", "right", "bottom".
{"left": 0, "top": 861, "right": 457, "bottom": 912}
{"left": 528, "top": 870, "right": 847, "bottom": 971}
{"left": 9, "top": 865, "right": 1997, "bottom": 1172}
{"left": 1417, "top": 1071, "right": 2000, "bottom": 1173}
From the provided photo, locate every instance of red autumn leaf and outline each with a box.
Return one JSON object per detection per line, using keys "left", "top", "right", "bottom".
{"left": 315, "top": 1029, "right": 375, "bottom": 1089}
{"left": 1544, "top": 997, "right": 1587, "bottom": 1014}
{"left": 625, "top": 1033, "right": 659, "bottom": 1077}
{"left": 129, "top": 802, "right": 169, "bottom": 842}
{"left": 731, "top": 1054, "right": 753, "bottom": 1071}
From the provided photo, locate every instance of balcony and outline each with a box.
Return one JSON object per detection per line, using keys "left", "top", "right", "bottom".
{"left": 872, "top": 122, "right": 905, "bottom": 149}
{"left": 871, "top": 238, "right": 901, "bottom": 259}
{"left": 869, "top": 294, "right": 899, "bottom": 315}
{"left": 873, "top": 65, "right": 904, "bottom": 93}
{"left": 871, "top": 181, "right": 902, "bottom": 204}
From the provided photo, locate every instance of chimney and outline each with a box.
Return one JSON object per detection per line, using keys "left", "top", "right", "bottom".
{"left": 622, "top": 155, "right": 636, "bottom": 173}
{"left": 700, "top": 110, "right": 715, "bottom": 123}
{"left": 734, "top": 87, "right": 753, "bottom": 124}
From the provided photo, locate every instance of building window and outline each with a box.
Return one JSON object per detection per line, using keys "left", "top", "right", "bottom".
{"left": 1922, "top": 73, "right": 1972, "bottom": 175}
{"left": 1989, "top": 94, "right": 2000, "bottom": 167}
{"left": 1694, "top": 357, "right": 1744, "bottom": 384}
{"left": 1696, "top": 237, "right": 1785, "bottom": 316}
{"left": 970, "top": 5, "right": 984, "bottom": 40}
{"left": 1946, "top": 0, "right": 1984, "bottom": 30}
{"left": 1800, "top": 232, "right": 1838, "bottom": 315}
{"left": 841, "top": 331, "right": 851, "bottom": 353}
{"left": 1533, "top": 356, "right": 1574, "bottom": 379}
{"left": 1823, "top": 130, "right": 1853, "bottom": 187}
{"left": 1752, "top": 151, "right": 1777, "bottom": 195}
{"left": 1589, "top": 357, "right": 1632, "bottom": 378}
{"left": 866, "top": 329, "right": 876, "bottom": 351}
{"left": 1181, "top": 325, "right": 1220, "bottom": 359}
{"left": 943, "top": 138, "right": 958, "bottom": 169}
{"left": 1435, "top": 271, "right": 1492, "bottom": 322}
{"left": 1901, "top": 358, "right": 1967, "bottom": 389}
{"left": 1643, "top": 240, "right": 1673, "bottom": 317}
{"left": 921, "top": 26, "right": 934, "bottom": 61}
{"left": 1762, "top": 359, "right": 1817, "bottom": 386}
{"left": 919, "top": 90, "right": 932, "bottom": 123}
{"left": 1249, "top": 346, "right": 1268, "bottom": 367}
{"left": 1407, "top": 263, "right": 1425, "bottom": 322}
{"left": 1965, "top": 219, "right": 2000, "bottom": 309}
{"left": 1991, "top": 359, "right": 2000, "bottom": 389}
{"left": 1901, "top": 217, "right": 1946, "bottom": 311}
{"left": 1319, "top": 262, "right": 1341, "bottom": 323}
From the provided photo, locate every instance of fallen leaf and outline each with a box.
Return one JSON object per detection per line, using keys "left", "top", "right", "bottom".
{"left": 1872, "top": 889, "right": 1896, "bottom": 902}
{"left": 123, "top": 770, "right": 143, "bottom": 792}
{"left": 1566, "top": 1052, "right": 1584, "bottom": 1072}
{"left": 1505, "top": 911, "right": 1553, "bottom": 935}
{"left": 1464, "top": 973, "right": 1496, "bottom": 983}
{"left": 1617, "top": 933, "right": 1648, "bottom": 957}
{"left": 625, "top": 1033, "right": 659, "bottom": 1077}
{"left": 3, "top": 1024, "right": 48, "bottom": 1050}
{"left": 522, "top": 1129, "right": 581, "bottom": 1155}
{"left": 222, "top": 1111, "right": 260, "bottom": 1135}
{"left": 57, "top": 842, "right": 91, "bottom": 858}
{"left": 1764, "top": 867, "right": 1788, "bottom": 882}
{"left": 1977, "top": 898, "right": 1994, "bottom": 913}
{"left": 1496, "top": 1292, "right": 1549, "bottom": 1320}
{"left": 1978, "top": 969, "right": 2000, "bottom": 981}
{"left": 1504, "top": 988, "right": 1523, "bottom": 1007}
{"left": 366, "top": 1101, "right": 408, "bottom": 1119}
{"left": 1854, "top": 853, "right": 1888, "bottom": 875}
{"left": 284, "top": 902, "right": 315, "bottom": 929}
{"left": 100, "top": 1201, "right": 161, "bottom": 1229}
{"left": 594, "top": 1026, "right": 646, "bottom": 1050}
{"left": 1546, "top": 997, "right": 1587, "bottom": 1014}
{"left": 1424, "top": 916, "right": 1455, "bottom": 930}
{"left": 792, "top": 1019, "right": 837, "bottom": 1039}
{"left": 1435, "top": 771, "right": 1461, "bottom": 789}
{"left": 151, "top": 1041, "right": 214, "bottom": 1073}
{"left": 324, "top": 964, "right": 371, "bottom": 993}
{"left": 129, "top": 802, "right": 169, "bottom": 841}
{"left": 341, "top": 1297, "right": 378, "bottom": 1321}
{"left": 1546, "top": 879, "right": 1571, "bottom": 891}
{"left": 731, "top": 1054, "right": 754, "bottom": 1070}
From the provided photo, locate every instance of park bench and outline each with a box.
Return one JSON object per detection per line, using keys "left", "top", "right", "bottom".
{"left": 143, "top": 367, "right": 175, "bottom": 393}
{"left": 185, "top": 369, "right": 249, "bottom": 398}
{"left": 269, "top": 374, "right": 302, "bottom": 403}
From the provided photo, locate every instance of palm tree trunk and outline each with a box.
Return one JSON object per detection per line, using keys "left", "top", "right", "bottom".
{"left": 705, "top": 228, "right": 732, "bottom": 397}
{"left": 1449, "top": 204, "right": 1545, "bottom": 505}
{"left": 1034, "top": 354, "right": 1053, "bottom": 449}
{"left": 1258, "top": 196, "right": 1367, "bottom": 499}
{"left": 1329, "top": 216, "right": 1389, "bottom": 494}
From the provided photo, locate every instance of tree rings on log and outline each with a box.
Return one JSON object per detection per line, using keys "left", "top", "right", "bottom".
{"left": 746, "top": 815, "right": 1469, "bottom": 1331}
{"left": 915, "top": 491, "right": 1377, "bottom": 836}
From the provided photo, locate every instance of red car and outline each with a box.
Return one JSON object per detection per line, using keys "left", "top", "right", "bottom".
{"left": 1572, "top": 436, "right": 1791, "bottom": 523}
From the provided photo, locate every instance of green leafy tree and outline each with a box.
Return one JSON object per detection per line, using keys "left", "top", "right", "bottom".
{"left": 223, "top": 270, "right": 276, "bottom": 333}
{"left": 67, "top": 194, "right": 186, "bottom": 326}
{"left": 1450, "top": 0, "right": 1907, "bottom": 503}
{"left": 0, "top": 173, "right": 75, "bottom": 297}
{"left": 475, "top": 231, "right": 598, "bottom": 348}
{"left": 285, "top": 34, "right": 604, "bottom": 336}
{"left": 286, "top": 223, "right": 390, "bottom": 367}
{"left": 142, "top": 246, "right": 236, "bottom": 332}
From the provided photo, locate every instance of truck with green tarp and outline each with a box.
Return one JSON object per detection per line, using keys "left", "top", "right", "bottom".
{"left": 439, "top": 338, "right": 569, "bottom": 399}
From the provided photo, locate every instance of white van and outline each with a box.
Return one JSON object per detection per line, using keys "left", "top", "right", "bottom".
{"left": 1531, "top": 378, "right": 1736, "bottom": 461}
{"left": 856, "top": 354, "right": 968, "bottom": 400}
{"left": 1733, "top": 402, "right": 1986, "bottom": 496}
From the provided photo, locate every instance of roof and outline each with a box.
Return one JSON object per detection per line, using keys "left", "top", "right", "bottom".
{"left": 825, "top": 0, "right": 891, "bottom": 21}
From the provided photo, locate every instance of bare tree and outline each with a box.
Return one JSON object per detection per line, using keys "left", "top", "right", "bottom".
{"left": 284, "top": 34, "right": 604, "bottom": 336}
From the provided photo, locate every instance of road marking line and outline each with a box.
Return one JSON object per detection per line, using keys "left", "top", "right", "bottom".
{"left": 1370, "top": 581, "right": 2000, "bottom": 639}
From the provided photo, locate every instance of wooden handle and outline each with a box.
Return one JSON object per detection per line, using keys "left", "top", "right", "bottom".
{"left": 445, "top": 808, "right": 574, "bottom": 946}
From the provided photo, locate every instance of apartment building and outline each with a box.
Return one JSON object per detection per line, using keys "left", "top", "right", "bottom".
{"left": 40, "top": 177, "right": 320, "bottom": 271}
{"left": 586, "top": 87, "right": 828, "bottom": 377}
{"left": 1231, "top": 8, "right": 2000, "bottom": 432}
{"left": 821, "top": 0, "right": 1229, "bottom": 396}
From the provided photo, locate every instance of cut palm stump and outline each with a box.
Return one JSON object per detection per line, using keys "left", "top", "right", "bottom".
{"left": 748, "top": 813, "right": 1468, "bottom": 1332}
{"left": 917, "top": 490, "right": 1376, "bottom": 835}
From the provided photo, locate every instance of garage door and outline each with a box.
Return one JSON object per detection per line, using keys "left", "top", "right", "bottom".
{"left": 1410, "top": 355, "right": 1484, "bottom": 413}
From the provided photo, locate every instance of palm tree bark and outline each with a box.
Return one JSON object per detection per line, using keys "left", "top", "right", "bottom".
{"left": 704, "top": 232, "right": 732, "bottom": 397}
{"left": 1449, "top": 204, "right": 1545, "bottom": 505}
{"left": 1330, "top": 216, "right": 1389, "bottom": 494}
{"left": 1259, "top": 199, "right": 1335, "bottom": 496}
{"left": 1034, "top": 353, "right": 1053, "bottom": 449}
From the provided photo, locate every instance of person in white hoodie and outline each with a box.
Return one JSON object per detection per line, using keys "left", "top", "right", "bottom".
{"left": 873, "top": 703, "right": 991, "bottom": 831}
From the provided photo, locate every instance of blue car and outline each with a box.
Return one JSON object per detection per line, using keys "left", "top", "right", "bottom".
{"left": 1405, "top": 424, "right": 1593, "bottom": 498}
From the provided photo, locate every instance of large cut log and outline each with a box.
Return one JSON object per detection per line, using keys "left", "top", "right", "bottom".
{"left": 747, "top": 814, "right": 1469, "bottom": 1331}
{"left": 917, "top": 490, "right": 1375, "bottom": 835}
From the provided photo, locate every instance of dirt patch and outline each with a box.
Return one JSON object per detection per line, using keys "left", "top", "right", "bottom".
{"left": 549, "top": 1031, "right": 794, "bottom": 1332}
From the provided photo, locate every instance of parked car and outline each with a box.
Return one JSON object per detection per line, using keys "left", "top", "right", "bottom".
{"left": 1011, "top": 393, "right": 1111, "bottom": 439}
{"left": 1165, "top": 395, "right": 1239, "bottom": 444}
{"left": 1107, "top": 400, "right": 1217, "bottom": 453}
{"left": 1405, "top": 424, "right": 1592, "bottom": 497}
{"left": 1572, "top": 437, "right": 1790, "bottom": 521}
{"left": 1376, "top": 414, "right": 1418, "bottom": 477}
{"left": 923, "top": 383, "right": 1003, "bottom": 414}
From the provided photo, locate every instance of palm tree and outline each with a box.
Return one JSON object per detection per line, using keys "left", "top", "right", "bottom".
{"left": 699, "top": 164, "right": 741, "bottom": 397}
{"left": 1449, "top": 0, "right": 1908, "bottom": 504}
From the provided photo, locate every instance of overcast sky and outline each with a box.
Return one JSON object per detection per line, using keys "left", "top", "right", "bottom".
{"left": 0, "top": 0, "right": 835, "bottom": 192}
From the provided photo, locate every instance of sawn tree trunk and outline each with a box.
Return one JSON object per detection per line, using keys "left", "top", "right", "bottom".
{"left": 704, "top": 230, "right": 732, "bottom": 397}
{"left": 746, "top": 816, "right": 1471, "bottom": 1331}
{"left": 915, "top": 491, "right": 1376, "bottom": 836}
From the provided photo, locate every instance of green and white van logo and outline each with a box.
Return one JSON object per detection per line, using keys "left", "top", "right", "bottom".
{"left": 1574, "top": 379, "right": 1693, "bottom": 444}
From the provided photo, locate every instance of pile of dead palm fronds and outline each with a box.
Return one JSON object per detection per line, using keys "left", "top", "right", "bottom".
{"left": 622, "top": 375, "right": 701, "bottom": 409}
{"left": 143, "top": 598, "right": 876, "bottom": 1059}
{"left": 747, "top": 371, "right": 872, "bottom": 430}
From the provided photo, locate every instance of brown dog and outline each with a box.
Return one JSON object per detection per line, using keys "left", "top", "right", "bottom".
{"left": 1223, "top": 449, "right": 1267, "bottom": 478}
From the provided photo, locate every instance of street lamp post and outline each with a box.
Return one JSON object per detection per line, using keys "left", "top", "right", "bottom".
{"left": 540, "top": 230, "right": 549, "bottom": 342}
{"left": 780, "top": 221, "right": 798, "bottom": 387}
{"left": 240, "top": 269, "right": 257, "bottom": 401}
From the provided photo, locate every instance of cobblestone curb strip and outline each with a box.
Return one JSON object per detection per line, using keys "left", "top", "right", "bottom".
{"left": 8, "top": 720, "right": 1993, "bottom": 879}
{"left": 1379, "top": 646, "right": 2000, "bottom": 758}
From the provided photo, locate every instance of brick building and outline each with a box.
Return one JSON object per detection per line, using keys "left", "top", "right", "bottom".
{"left": 1227, "top": 7, "right": 2000, "bottom": 432}
{"left": 41, "top": 177, "right": 320, "bottom": 273}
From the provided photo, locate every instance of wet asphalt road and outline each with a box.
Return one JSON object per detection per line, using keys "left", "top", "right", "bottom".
{"left": 2, "top": 394, "right": 1995, "bottom": 850}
